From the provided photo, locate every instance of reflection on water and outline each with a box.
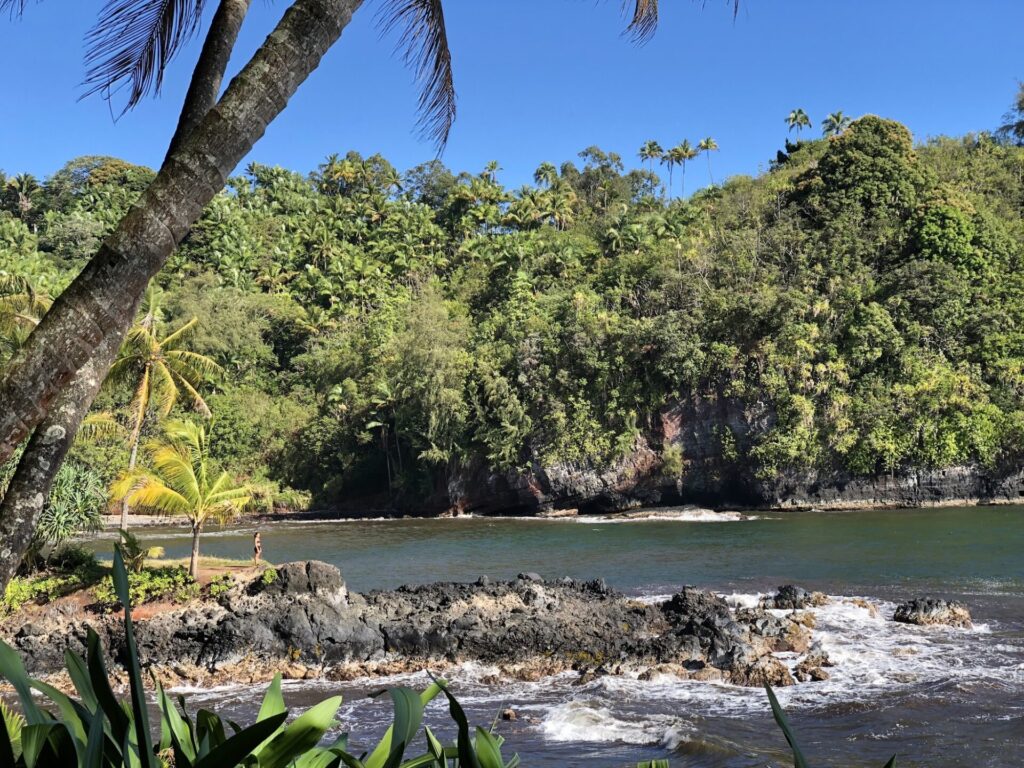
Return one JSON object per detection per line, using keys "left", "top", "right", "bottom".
{"left": 83, "top": 506, "right": 1024, "bottom": 766}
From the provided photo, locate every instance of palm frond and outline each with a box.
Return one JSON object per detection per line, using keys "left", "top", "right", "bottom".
{"left": 377, "top": 0, "right": 456, "bottom": 150}
{"left": 128, "top": 480, "right": 193, "bottom": 516}
{"left": 165, "top": 349, "right": 221, "bottom": 381}
{"left": 160, "top": 315, "right": 199, "bottom": 348}
{"left": 77, "top": 411, "right": 126, "bottom": 443}
{"left": 171, "top": 369, "right": 213, "bottom": 418}
{"left": 82, "top": 0, "right": 208, "bottom": 112}
{"left": 151, "top": 360, "right": 181, "bottom": 417}
{"left": 0, "top": 0, "right": 31, "bottom": 18}
{"left": 624, "top": 0, "right": 659, "bottom": 42}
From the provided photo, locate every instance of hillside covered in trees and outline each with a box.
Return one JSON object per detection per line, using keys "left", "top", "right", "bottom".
{"left": 4, "top": 115, "right": 1024, "bottom": 513}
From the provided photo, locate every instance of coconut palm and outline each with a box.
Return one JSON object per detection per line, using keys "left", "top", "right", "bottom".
{"left": 638, "top": 140, "right": 664, "bottom": 174}
{"left": 106, "top": 287, "right": 220, "bottom": 530}
{"left": 0, "top": 275, "right": 50, "bottom": 360}
{"left": 0, "top": 0, "right": 678, "bottom": 465}
{"left": 2, "top": 0, "right": 748, "bottom": 594}
{"left": 786, "top": 108, "right": 812, "bottom": 135}
{"left": 822, "top": 111, "right": 852, "bottom": 137}
{"left": 660, "top": 152, "right": 675, "bottom": 197}
{"left": 667, "top": 140, "right": 698, "bottom": 197}
{"left": 533, "top": 162, "right": 558, "bottom": 188}
{"left": 697, "top": 137, "right": 719, "bottom": 185}
{"left": 112, "top": 420, "right": 251, "bottom": 579}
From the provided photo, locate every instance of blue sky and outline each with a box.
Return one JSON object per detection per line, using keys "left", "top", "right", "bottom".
{"left": 1, "top": 0, "right": 1021, "bottom": 190}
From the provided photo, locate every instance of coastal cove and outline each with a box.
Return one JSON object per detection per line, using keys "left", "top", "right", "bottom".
{"left": 64, "top": 505, "right": 1024, "bottom": 767}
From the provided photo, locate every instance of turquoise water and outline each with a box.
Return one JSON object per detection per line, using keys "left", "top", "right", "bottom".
{"left": 87, "top": 506, "right": 1024, "bottom": 766}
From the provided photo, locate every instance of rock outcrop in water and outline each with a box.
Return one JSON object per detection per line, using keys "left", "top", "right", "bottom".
{"left": 893, "top": 598, "right": 973, "bottom": 628}
{"left": 5, "top": 563, "right": 828, "bottom": 689}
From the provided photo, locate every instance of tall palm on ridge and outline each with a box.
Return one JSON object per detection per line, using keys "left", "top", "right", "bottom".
{"left": 106, "top": 286, "right": 221, "bottom": 531}
{"left": 639, "top": 140, "right": 664, "bottom": 175}
{"left": 786, "top": 108, "right": 811, "bottom": 135}
{"left": 698, "top": 136, "right": 719, "bottom": 186}
{"left": 668, "top": 140, "right": 697, "bottom": 197}
{"left": 822, "top": 110, "right": 852, "bottom": 137}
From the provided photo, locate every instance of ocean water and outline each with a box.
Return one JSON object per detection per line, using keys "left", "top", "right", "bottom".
{"left": 86, "top": 506, "right": 1024, "bottom": 766}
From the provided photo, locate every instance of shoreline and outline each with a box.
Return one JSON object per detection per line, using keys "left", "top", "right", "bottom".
{"left": 100, "top": 496, "right": 1024, "bottom": 529}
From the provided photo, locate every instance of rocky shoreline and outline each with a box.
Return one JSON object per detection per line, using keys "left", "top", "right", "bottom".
{"left": 0, "top": 562, "right": 973, "bottom": 693}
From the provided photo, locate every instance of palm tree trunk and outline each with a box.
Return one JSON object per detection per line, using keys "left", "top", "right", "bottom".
{"left": 189, "top": 524, "right": 202, "bottom": 580}
{"left": 120, "top": 419, "right": 144, "bottom": 530}
{"left": 707, "top": 154, "right": 715, "bottom": 185}
{"left": 680, "top": 164, "right": 686, "bottom": 197}
{"left": 0, "top": 0, "right": 269, "bottom": 594}
{"left": 165, "top": 0, "right": 253, "bottom": 162}
{"left": 0, "top": 0, "right": 366, "bottom": 466}
{"left": 0, "top": 333, "right": 120, "bottom": 592}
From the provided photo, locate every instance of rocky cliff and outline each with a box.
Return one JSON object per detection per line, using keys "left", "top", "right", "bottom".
{"left": 446, "top": 394, "right": 1024, "bottom": 516}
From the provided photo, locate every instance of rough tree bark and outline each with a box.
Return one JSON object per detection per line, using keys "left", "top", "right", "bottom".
{"left": 165, "top": 0, "right": 253, "bottom": 162}
{"left": 0, "top": 334, "right": 122, "bottom": 590}
{"left": 0, "top": 0, "right": 363, "bottom": 592}
{"left": 0, "top": 0, "right": 365, "bottom": 467}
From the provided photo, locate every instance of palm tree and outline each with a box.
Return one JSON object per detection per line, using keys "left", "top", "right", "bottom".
{"left": 106, "top": 287, "right": 220, "bottom": 530}
{"left": 668, "top": 140, "right": 698, "bottom": 197}
{"left": 1, "top": 0, "right": 740, "bottom": 593}
{"left": 822, "top": 111, "right": 852, "bottom": 137}
{"left": 112, "top": 420, "right": 251, "bottom": 579}
{"left": 638, "top": 140, "right": 664, "bottom": 174}
{"left": 0, "top": 276, "right": 50, "bottom": 361}
{"left": 697, "top": 137, "right": 719, "bottom": 185}
{"left": 786, "top": 108, "right": 812, "bottom": 135}
{"left": 660, "top": 152, "right": 675, "bottom": 198}
{"left": 533, "top": 162, "right": 558, "bottom": 188}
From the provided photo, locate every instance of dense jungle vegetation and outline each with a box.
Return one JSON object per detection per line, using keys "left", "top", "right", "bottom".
{"left": 3, "top": 112, "right": 1024, "bottom": 511}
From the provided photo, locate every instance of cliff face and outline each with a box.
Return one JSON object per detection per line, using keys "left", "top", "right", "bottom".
{"left": 446, "top": 394, "right": 1024, "bottom": 515}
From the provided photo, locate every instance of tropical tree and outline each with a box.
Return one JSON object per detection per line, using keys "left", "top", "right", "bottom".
{"left": 638, "top": 140, "right": 664, "bottom": 174}
{"left": 113, "top": 420, "right": 251, "bottom": 579}
{"left": 997, "top": 81, "right": 1024, "bottom": 145}
{"left": 822, "top": 111, "right": 852, "bottom": 137}
{"left": 660, "top": 151, "right": 675, "bottom": 197}
{"left": 667, "top": 139, "right": 698, "bottom": 197}
{"left": 533, "top": 161, "right": 558, "bottom": 188}
{"left": 106, "top": 287, "right": 220, "bottom": 530}
{"left": 0, "top": 0, "right": 738, "bottom": 593}
{"left": 0, "top": 276, "right": 50, "bottom": 361}
{"left": 786, "top": 108, "right": 812, "bottom": 135}
{"left": 697, "top": 136, "right": 719, "bottom": 185}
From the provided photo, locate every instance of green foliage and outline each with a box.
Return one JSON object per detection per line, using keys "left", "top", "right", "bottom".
{"left": 2, "top": 563, "right": 101, "bottom": 614}
{"left": 261, "top": 566, "right": 278, "bottom": 586}
{"left": 117, "top": 529, "right": 166, "bottom": 573}
{"left": 207, "top": 573, "right": 234, "bottom": 597}
{"left": 93, "top": 566, "right": 197, "bottom": 609}
{"left": 7, "top": 109, "right": 1024, "bottom": 506}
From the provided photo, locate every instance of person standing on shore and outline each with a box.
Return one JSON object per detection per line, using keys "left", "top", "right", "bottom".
{"left": 253, "top": 531, "right": 262, "bottom": 567}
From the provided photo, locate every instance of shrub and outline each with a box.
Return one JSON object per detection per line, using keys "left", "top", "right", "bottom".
{"left": 208, "top": 573, "right": 234, "bottom": 598}
{"left": 93, "top": 566, "right": 197, "bottom": 609}
{"left": 261, "top": 566, "right": 278, "bottom": 585}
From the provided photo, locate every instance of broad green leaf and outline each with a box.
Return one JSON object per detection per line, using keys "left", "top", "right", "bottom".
{"left": 64, "top": 649, "right": 99, "bottom": 714}
{"left": 158, "top": 685, "right": 197, "bottom": 768}
{"left": 257, "top": 695, "right": 342, "bottom": 768}
{"left": 765, "top": 685, "right": 810, "bottom": 768}
{"left": 192, "top": 711, "right": 287, "bottom": 768}
{"left": 364, "top": 687, "right": 423, "bottom": 768}
{"left": 473, "top": 727, "right": 504, "bottom": 768}
{"left": 0, "top": 639, "right": 45, "bottom": 724}
{"left": 882, "top": 757, "right": 898, "bottom": 768}
{"left": 86, "top": 628, "right": 131, "bottom": 746}
{"left": 113, "top": 545, "right": 157, "bottom": 768}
